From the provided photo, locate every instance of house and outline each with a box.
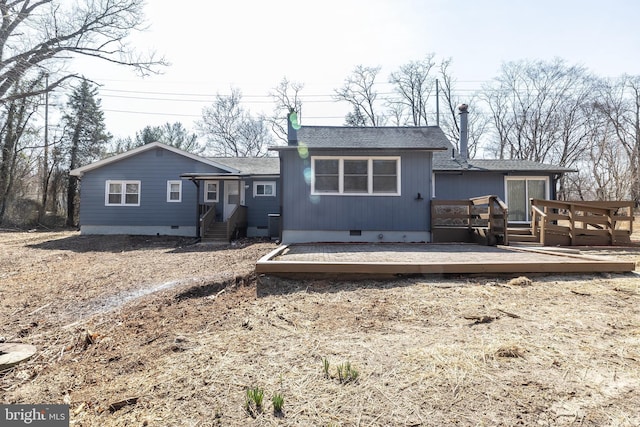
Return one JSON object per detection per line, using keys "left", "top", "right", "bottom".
{"left": 432, "top": 105, "right": 574, "bottom": 224}
{"left": 268, "top": 108, "right": 573, "bottom": 244}
{"left": 69, "top": 142, "right": 280, "bottom": 240}
{"left": 71, "top": 106, "right": 573, "bottom": 243}
{"left": 269, "top": 123, "right": 449, "bottom": 243}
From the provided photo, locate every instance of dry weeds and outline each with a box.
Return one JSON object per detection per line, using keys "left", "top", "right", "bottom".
{"left": 1, "top": 229, "right": 639, "bottom": 426}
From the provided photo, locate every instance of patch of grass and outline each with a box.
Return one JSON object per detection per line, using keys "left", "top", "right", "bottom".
{"left": 322, "top": 357, "right": 330, "bottom": 378}
{"left": 336, "top": 361, "right": 359, "bottom": 384}
{"left": 245, "top": 386, "right": 264, "bottom": 417}
{"left": 272, "top": 392, "right": 284, "bottom": 415}
{"left": 324, "top": 357, "right": 360, "bottom": 384}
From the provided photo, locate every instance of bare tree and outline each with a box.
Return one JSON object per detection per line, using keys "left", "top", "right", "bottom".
{"left": 0, "top": 78, "right": 40, "bottom": 223}
{"left": 0, "top": 0, "right": 165, "bottom": 225}
{"left": 559, "top": 95, "right": 628, "bottom": 201}
{"left": 483, "top": 59, "right": 594, "bottom": 167}
{"left": 0, "top": 0, "right": 166, "bottom": 104}
{"left": 438, "top": 59, "right": 487, "bottom": 158}
{"left": 388, "top": 53, "right": 436, "bottom": 126}
{"left": 335, "top": 65, "right": 384, "bottom": 126}
{"left": 592, "top": 75, "right": 640, "bottom": 205}
{"left": 268, "top": 77, "right": 303, "bottom": 143}
{"left": 197, "top": 88, "right": 273, "bottom": 157}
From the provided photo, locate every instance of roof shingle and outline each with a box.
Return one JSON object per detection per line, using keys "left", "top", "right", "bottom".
{"left": 271, "top": 126, "right": 450, "bottom": 151}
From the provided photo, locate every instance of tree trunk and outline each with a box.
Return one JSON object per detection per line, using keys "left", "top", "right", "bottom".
{"left": 66, "top": 112, "right": 84, "bottom": 227}
{"left": 66, "top": 174, "right": 78, "bottom": 227}
{"left": 39, "top": 82, "right": 50, "bottom": 222}
{"left": 0, "top": 105, "right": 17, "bottom": 224}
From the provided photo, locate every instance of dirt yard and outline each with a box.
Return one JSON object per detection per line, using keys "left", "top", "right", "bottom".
{"left": 1, "top": 230, "right": 639, "bottom": 426}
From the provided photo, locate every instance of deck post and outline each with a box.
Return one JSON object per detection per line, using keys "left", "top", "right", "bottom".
{"left": 569, "top": 203, "right": 575, "bottom": 246}
{"left": 488, "top": 197, "right": 494, "bottom": 239}
{"left": 541, "top": 205, "right": 548, "bottom": 246}
{"left": 607, "top": 208, "right": 615, "bottom": 245}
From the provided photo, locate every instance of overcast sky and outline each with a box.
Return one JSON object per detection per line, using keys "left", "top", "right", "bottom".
{"left": 72, "top": 0, "right": 640, "bottom": 139}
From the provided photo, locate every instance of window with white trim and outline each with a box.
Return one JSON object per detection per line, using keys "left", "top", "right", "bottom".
{"left": 105, "top": 180, "right": 140, "bottom": 206}
{"left": 167, "top": 180, "right": 182, "bottom": 202}
{"left": 311, "top": 156, "right": 401, "bottom": 195}
{"left": 204, "top": 181, "right": 219, "bottom": 202}
{"left": 254, "top": 181, "right": 276, "bottom": 197}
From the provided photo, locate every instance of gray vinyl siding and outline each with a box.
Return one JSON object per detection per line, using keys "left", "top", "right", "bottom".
{"left": 244, "top": 177, "right": 281, "bottom": 229}
{"left": 280, "top": 150, "right": 432, "bottom": 232}
{"left": 434, "top": 172, "right": 505, "bottom": 200}
{"left": 434, "top": 171, "right": 557, "bottom": 201}
{"left": 78, "top": 147, "right": 225, "bottom": 231}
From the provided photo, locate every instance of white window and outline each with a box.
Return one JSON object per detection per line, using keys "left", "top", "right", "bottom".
{"left": 167, "top": 180, "right": 182, "bottom": 202}
{"left": 105, "top": 180, "right": 140, "bottom": 206}
{"left": 253, "top": 181, "right": 276, "bottom": 197}
{"left": 311, "top": 156, "right": 401, "bottom": 196}
{"left": 204, "top": 181, "right": 219, "bottom": 202}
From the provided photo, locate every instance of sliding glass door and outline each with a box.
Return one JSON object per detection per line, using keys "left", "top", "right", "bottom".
{"left": 506, "top": 177, "right": 548, "bottom": 222}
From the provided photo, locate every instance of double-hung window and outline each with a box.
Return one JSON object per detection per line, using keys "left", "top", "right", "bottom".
{"left": 204, "top": 181, "right": 219, "bottom": 203}
{"left": 105, "top": 180, "right": 140, "bottom": 206}
{"left": 167, "top": 180, "right": 182, "bottom": 202}
{"left": 311, "top": 157, "right": 400, "bottom": 195}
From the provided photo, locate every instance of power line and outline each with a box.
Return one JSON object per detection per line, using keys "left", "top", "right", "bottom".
{"left": 100, "top": 93, "right": 339, "bottom": 104}
{"left": 103, "top": 109, "right": 201, "bottom": 117}
{"left": 101, "top": 108, "right": 349, "bottom": 120}
{"left": 100, "top": 88, "right": 337, "bottom": 98}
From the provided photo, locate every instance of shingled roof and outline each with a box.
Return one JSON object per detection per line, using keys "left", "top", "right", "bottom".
{"left": 270, "top": 126, "right": 450, "bottom": 151}
{"left": 433, "top": 146, "right": 575, "bottom": 173}
{"left": 210, "top": 157, "right": 280, "bottom": 175}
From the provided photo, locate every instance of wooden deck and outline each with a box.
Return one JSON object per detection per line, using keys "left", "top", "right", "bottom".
{"left": 256, "top": 243, "right": 637, "bottom": 276}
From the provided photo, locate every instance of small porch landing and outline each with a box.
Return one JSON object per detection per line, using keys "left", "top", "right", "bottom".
{"left": 256, "top": 243, "right": 636, "bottom": 276}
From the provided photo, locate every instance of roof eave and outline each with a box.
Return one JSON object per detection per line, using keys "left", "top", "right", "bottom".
{"left": 268, "top": 146, "right": 449, "bottom": 151}
{"left": 433, "top": 167, "right": 576, "bottom": 173}
{"left": 70, "top": 142, "right": 239, "bottom": 177}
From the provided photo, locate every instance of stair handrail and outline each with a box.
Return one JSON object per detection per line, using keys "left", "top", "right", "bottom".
{"left": 470, "top": 195, "right": 509, "bottom": 244}
{"left": 470, "top": 195, "right": 509, "bottom": 245}
{"left": 199, "top": 203, "right": 216, "bottom": 239}
{"left": 493, "top": 196, "right": 509, "bottom": 245}
{"left": 225, "top": 205, "right": 248, "bottom": 240}
{"left": 531, "top": 204, "right": 547, "bottom": 245}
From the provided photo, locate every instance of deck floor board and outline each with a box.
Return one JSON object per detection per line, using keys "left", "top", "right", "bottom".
{"left": 256, "top": 243, "right": 636, "bottom": 275}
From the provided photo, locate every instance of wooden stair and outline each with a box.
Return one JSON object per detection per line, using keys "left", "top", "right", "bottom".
{"left": 507, "top": 227, "right": 540, "bottom": 244}
{"left": 201, "top": 221, "right": 229, "bottom": 243}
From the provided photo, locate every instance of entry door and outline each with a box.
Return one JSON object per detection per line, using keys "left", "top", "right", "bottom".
{"left": 506, "top": 178, "right": 547, "bottom": 222}
{"left": 223, "top": 181, "right": 240, "bottom": 221}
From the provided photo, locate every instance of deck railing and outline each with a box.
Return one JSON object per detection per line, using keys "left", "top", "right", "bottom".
{"left": 529, "top": 199, "right": 634, "bottom": 246}
{"left": 226, "top": 205, "right": 247, "bottom": 240}
{"left": 431, "top": 195, "right": 509, "bottom": 245}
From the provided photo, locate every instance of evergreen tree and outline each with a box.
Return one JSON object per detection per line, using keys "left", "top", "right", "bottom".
{"left": 135, "top": 125, "right": 164, "bottom": 145}
{"left": 62, "top": 79, "right": 111, "bottom": 226}
{"left": 135, "top": 122, "right": 201, "bottom": 153}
